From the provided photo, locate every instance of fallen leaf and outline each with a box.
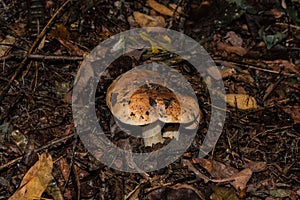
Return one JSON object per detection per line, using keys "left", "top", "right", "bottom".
{"left": 259, "top": 29, "right": 287, "bottom": 49}
{"left": 192, "top": 158, "right": 239, "bottom": 179}
{"left": 209, "top": 168, "right": 253, "bottom": 192}
{"left": 0, "top": 35, "right": 15, "bottom": 56}
{"left": 230, "top": 168, "right": 253, "bottom": 191}
{"left": 192, "top": 158, "right": 253, "bottom": 192}
{"left": 225, "top": 31, "right": 243, "bottom": 46}
{"left": 147, "top": 0, "right": 178, "bottom": 17}
{"left": 168, "top": 4, "right": 183, "bottom": 14}
{"left": 253, "top": 188, "right": 292, "bottom": 198}
{"left": 243, "top": 160, "right": 267, "bottom": 172}
{"left": 133, "top": 12, "right": 166, "bottom": 27}
{"left": 217, "top": 42, "right": 248, "bottom": 56}
{"left": 221, "top": 68, "right": 236, "bottom": 79}
{"left": 48, "top": 24, "right": 70, "bottom": 40}
{"left": 9, "top": 153, "right": 53, "bottom": 200}
{"left": 211, "top": 185, "right": 239, "bottom": 200}
{"left": 226, "top": 94, "right": 258, "bottom": 110}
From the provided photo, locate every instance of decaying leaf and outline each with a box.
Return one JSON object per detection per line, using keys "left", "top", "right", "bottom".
{"left": 191, "top": 158, "right": 253, "bottom": 192}
{"left": 10, "top": 130, "right": 28, "bottom": 153}
{"left": 9, "top": 153, "right": 53, "bottom": 200}
{"left": 211, "top": 185, "right": 239, "bottom": 200}
{"left": 133, "top": 12, "right": 166, "bottom": 27}
{"left": 253, "top": 188, "right": 292, "bottom": 198}
{"left": 147, "top": 0, "right": 178, "bottom": 17}
{"left": 258, "top": 28, "right": 287, "bottom": 49}
{"left": 226, "top": 94, "right": 258, "bottom": 110}
{"left": 48, "top": 24, "right": 70, "bottom": 40}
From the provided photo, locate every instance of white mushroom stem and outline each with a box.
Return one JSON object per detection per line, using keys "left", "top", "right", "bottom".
{"left": 142, "top": 121, "right": 165, "bottom": 147}
{"left": 163, "top": 131, "right": 179, "bottom": 140}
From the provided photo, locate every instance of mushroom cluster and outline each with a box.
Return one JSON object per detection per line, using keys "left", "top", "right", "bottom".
{"left": 106, "top": 68, "right": 201, "bottom": 147}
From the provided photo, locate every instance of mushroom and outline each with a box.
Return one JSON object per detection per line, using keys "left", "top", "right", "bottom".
{"left": 106, "top": 68, "right": 201, "bottom": 147}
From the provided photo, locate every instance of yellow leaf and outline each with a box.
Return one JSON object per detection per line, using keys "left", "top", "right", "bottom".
{"left": 9, "top": 153, "right": 53, "bottom": 200}
{"left": 225, "top": 94, "right": 258, "bottom": 110}
{"left": 139, "top": 32, "right": 170, "bottom": 54}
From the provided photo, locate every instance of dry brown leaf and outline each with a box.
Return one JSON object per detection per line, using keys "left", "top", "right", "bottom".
{"left": 225, "top": 31, "right": 243, "bottom": 46}
{"left": 210, "top": 169, "right": 253, "bottom": 191}
{"left": 0, "top": 35, "right": 15, "bottom": 56}
{"left": 168, "top": 4, "right": 182, "bottom": 14}
{"left": 217, "top": 42, "right": 248, "bottom": 56}
{"left": 9, "top": 153, "right": 53, "bottom": 200}
{"left": 192, "top": 158, "right": 239, "bottom": 179}
{"left": 147, "top": 0, "right": 178, "bottom": 17}
{"left": 226, "top": 94, "right": 258, "bottom": 110}
{"left": 192, "top": 158, "right": 253, "bottom": 192}
{"left": 243, "top": 160, "right": 267, "bottom": 172}
{"left": 133, "top": 12, "right": 166, "bottom": 27}
{"left": 230, "top": 168, "right": 253, "bottom": 191}
{"left": 221, "top": 68, "right": 236, "bottom": 78}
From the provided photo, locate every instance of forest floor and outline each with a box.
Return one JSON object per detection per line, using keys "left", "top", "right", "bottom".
{"left": 0, "top": 0, "right": 299, "bottom": 199}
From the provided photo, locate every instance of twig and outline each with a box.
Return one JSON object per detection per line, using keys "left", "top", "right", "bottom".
{"left": 0, "top": 54, "right": 13, "bottom": 61}
{"left": 0, "top": 157, "right": 23, "bottom": 171}
{"left": 28, "top": 54, "right": 83, "bottom": 61}
{"left": 35, "top": 133, "right": 76, "bottom": 152}
{"left": 215, "top": 59, "right": 297, "bottom": 76}
{"left": 275, "top": 22, "right": 300, "bottom": 30}
{"left": 0, "top": 54, "right": 84, "bottom": 61}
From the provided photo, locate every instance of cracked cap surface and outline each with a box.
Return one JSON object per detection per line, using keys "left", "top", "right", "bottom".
{"left": 106, "top": 68, "right": 201, "bottom": 126}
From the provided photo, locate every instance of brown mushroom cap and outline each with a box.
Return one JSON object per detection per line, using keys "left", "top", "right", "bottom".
{"left": 106, "top": 68, "right": 201, "bottom": 126}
